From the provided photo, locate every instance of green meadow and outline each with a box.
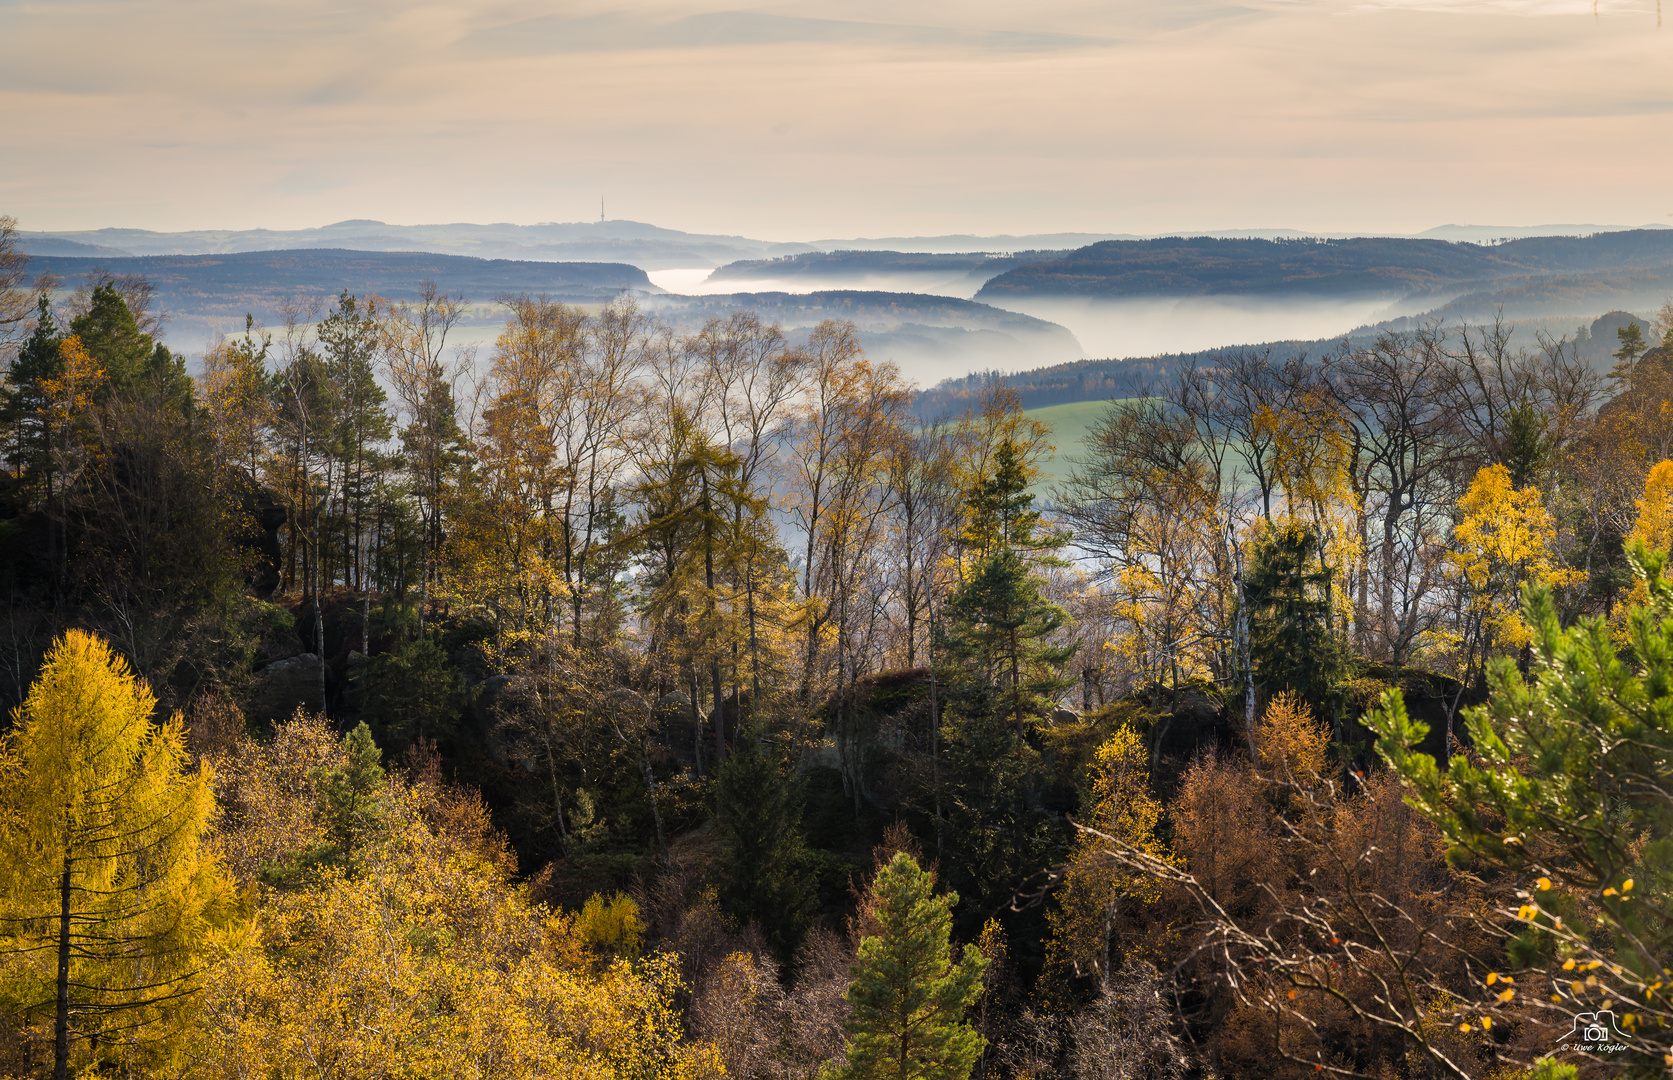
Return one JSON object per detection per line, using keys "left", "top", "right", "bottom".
{"left": 1023, "top": 398, "right": 1124, "bottom": 495}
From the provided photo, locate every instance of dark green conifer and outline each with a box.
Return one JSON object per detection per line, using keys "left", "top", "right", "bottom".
{"left": 942, "top": 440, "right": 1075, "bottom": 741}
{"left": 714, "top": 737, "right": 812, "bottom": 955}
{"left": 1245, "top": 522, "right": 1342, "bottom": 717}
{"left": 1, "top": 294, "right": 62, "bottom": 499}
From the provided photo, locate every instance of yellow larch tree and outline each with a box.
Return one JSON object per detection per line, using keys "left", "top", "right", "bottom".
{"left": 0, "top": 630, "right": 241, "bottom": 1080}
{"left": 194, "top": 712, "right": 723, "bottom": 1080}
{"left": 1606, "top": 458, "right": 1673, "bottom": 641}
{"left": 1629, "top": 459, "right": 1673, "bottom": 554}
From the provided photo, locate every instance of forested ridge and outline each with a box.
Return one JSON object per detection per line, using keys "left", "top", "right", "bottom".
{"left": 976, "top": 231, "right": 1673, "bottom": 301}
{"left": 6, "top": 213, "right": 1673, "bottom": 1079}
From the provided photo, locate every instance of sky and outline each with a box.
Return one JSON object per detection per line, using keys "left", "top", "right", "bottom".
{"left": 1, "top": 0, "right": 1669, "bottom": 240}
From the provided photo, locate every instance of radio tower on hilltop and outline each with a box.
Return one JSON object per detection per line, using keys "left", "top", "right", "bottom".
{"left": 600, "top": 195, "right": 605, "bottom": 223}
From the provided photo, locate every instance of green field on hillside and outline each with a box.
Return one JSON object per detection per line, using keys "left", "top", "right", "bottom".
{"left": 1023, "top": 398, "right": 1124, "bottom": 495}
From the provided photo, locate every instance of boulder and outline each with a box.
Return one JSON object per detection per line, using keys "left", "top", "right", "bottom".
{"left": 248, "top": 652, "right": 324, "bottom": 724}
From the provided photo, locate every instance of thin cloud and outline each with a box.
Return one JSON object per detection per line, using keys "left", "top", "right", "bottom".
{"left": 1352, "top": 0, "right": 1653, "bottom": 13}
{"left": 2, "top": 0, "right": 1670, "bottom": 236}
{"left": 464, "top": 11, "right": 1108, "bottom": 56}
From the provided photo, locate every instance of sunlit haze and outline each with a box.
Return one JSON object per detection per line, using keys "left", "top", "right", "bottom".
{"left": 3, "top": 0, "right": 1670, "bottom": 239}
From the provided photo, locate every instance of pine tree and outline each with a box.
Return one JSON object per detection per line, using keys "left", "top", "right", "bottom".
{"left": 69, "top": 283, "right": 192, "bottom": 409}
{"left": 831, "top": 852, "right": 987, "bottom": 1080}
{"left": 1369, "top": 550, "right": 1673, "bottom": 1075}
{"left": 1500, "top": 400, "right": 1551, "bottom": 491}
{"left": 1614, "top": 320, "right": 1648, "bottom": 371}
{"left": 0, "top": 631, "right": 239, "bottom": 1079}
{"left": 316, "top": 291, "right": 392, "bottom": 592}
{"left": 69, "top": 284, "right": 151, "bottom": 397}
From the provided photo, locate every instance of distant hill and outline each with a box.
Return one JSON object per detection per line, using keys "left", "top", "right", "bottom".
{"left": 20, "top": 220, "right": 815, "bottom": 271}
{"left": 806, "top": 232, "right": 1136, "bottom": 254}
{"left": 976, "top": 231, "right": 1673, "bottom": 302}
{"left": 16, "top": 236, "right": 135, "bottom": 257}
{"left": 23, "top": 249, "right": 655, "bottom": 346}
{"left": 709, "top": 248, "right": 1063, "bottom": 280}
{"left": 1414, "top": 266, "right": 1673, "bottom": 323}
{"left": 1415, "top": 223, "right": 1672, "bottom": 243}
{"left": 704, "top": 249, "right": 1070, "bottom": 299}
{"left": 709, "top": 251, "right": 1030, "bottom": 279}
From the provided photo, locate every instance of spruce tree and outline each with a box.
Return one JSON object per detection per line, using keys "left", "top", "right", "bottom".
{"left": 831, "top": 852, "right": 987, "bottom": 1080}
{"left": 714, "top": 738, "right": 812, "bottom": 955}
{"left": 942, "top": 440, "right": 1075, "bottom": 741}
{"left": 0, "top": 294, "right": 62, "bottom": 503}
{"left": 0, "top": 631, "right": 239, "bottom": 1079}
{"left": 1245, "top": 521, "right": 1342, "bottom": 718}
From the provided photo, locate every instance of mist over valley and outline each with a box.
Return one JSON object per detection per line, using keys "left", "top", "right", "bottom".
{"left": 21, "top": 222, "right": 1673, "bottom": 397}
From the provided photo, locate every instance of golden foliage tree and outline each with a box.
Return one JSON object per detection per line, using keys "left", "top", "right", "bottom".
{"left": 1043, "top": 723, "right": 1168, "bottom": 996}
{"left": 0, "top": 631, "right": 240, "bottom": 1080}
{"left": 1254, "top": 691, "right": 1331, "bottom": 784}
{"left": 1630, "top": 459, "right": 1673, "bottom": 552}
{"left": 1445, "top": 464, "right": 1582, "bottom": 685}
{"left": 194, "top": 712, "right": 720, "bottom": 1080}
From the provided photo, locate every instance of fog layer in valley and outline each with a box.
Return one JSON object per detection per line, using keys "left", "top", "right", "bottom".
{"left": 980, "top": 294, "right": 1418, "bottom": 360}
{"left": 648, "top": 267, "right": 992, "bottom": 300}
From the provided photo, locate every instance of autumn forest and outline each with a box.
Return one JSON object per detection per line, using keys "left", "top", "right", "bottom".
{"left": 5, "top": 215, "right": 1673, "bottom": 1080}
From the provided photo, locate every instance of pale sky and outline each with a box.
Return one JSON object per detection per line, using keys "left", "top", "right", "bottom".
{"left": 1, "top": 0, "right": 1668, "bottom": 239}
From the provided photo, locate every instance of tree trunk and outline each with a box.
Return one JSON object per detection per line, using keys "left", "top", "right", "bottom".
{"left": 54, "top": 854, "right": 72, "bottom": 1080}
{"left": 1010, "top": 626, "right": 1023, "bottom": 742}
{"left": 689, "top": 669, "right": 706, "bottom": 777}
{"left": 545, "top": 734, "right": 569, "bottom": 844}
{"left": 928, "top": 585, "right": 943, "bottom": 858}
{"left": 1236, "top": 553, "right": 1256, "bottom": 758}
{"left": 313, "top": 493, "right": 326, "bottom": 712}
{"left": 641, "top": 750, "right": 669, "bottom": 864}
{"left": 703, "top": 474, "right": 725, "bottom": 767}
{"left": 904, "top": 531, "right": 917, "bottom": 668}
{"left": 747, "top": 570, "right": 761, "bottom": 730}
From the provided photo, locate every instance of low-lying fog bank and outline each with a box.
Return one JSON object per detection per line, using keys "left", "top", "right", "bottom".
{"left": 978, "top": 294, "right": 1414, "bottom": 360}
{"left": 648, "top": 266, "right": 992, "bottom": 301}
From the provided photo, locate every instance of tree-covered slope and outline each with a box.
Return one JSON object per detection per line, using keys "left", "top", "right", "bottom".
{"left": 977, "top": 230, "right": 1673, "bottom": 300}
